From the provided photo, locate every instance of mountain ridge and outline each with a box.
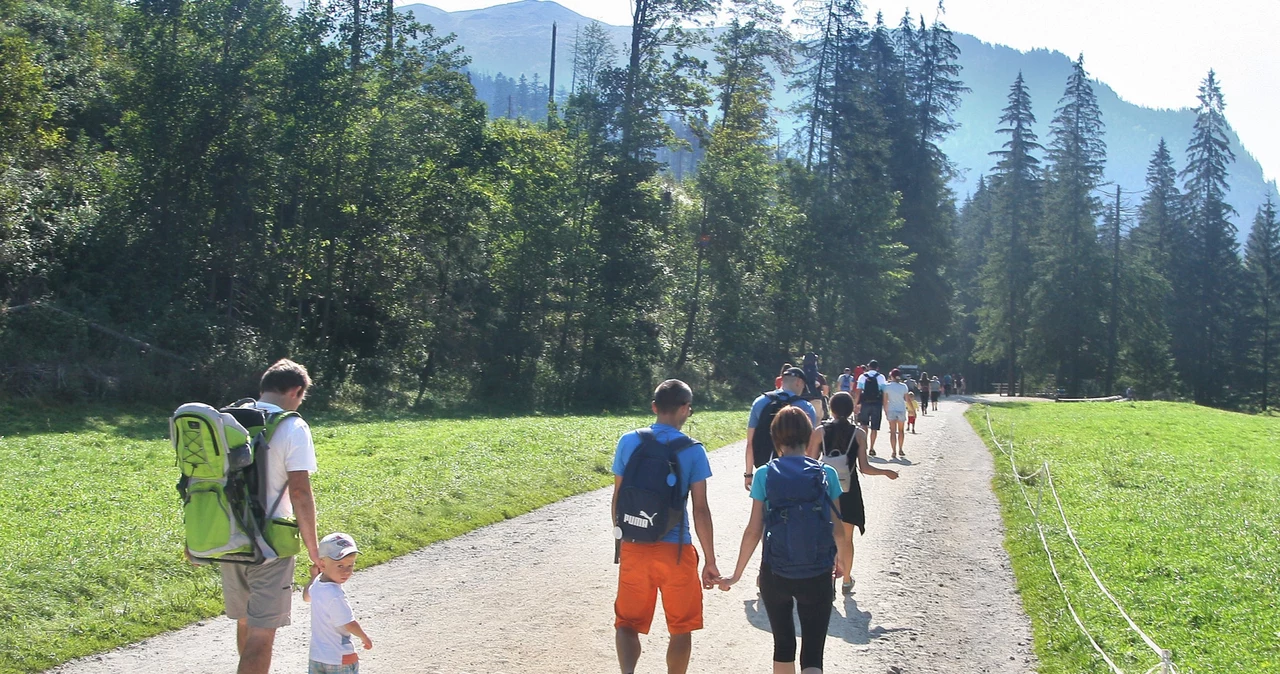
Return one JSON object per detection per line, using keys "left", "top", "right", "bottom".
{"left": 400, "top": 0, "right": 1278, "bottom": 238}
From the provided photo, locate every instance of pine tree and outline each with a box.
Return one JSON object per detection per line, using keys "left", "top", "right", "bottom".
{"left": 1028, "top": 55, "right": 1107, "bottom": 395}
{"left": 1244, "top": 198, "right": 1280, "bottom": 409}
{"left": 976, "top": 72, "right": 1041, "bottom": 393}
{"left": 1180, "top": 70, "right": 1240, "bottom": 404}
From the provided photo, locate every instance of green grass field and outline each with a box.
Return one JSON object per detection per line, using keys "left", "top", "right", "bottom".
{"left": 0, "top": 405, "right": 744, "bottom": 674}
{"left": 967, "top": 401, "right": 1280, "bottom": 674}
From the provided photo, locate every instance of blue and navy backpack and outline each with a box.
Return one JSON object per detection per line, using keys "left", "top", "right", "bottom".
{"left": 613, "top": 429, "right": 698, "bottom": 562}
{"left": 763, "top": 455, "right": 840, "bottom": 578}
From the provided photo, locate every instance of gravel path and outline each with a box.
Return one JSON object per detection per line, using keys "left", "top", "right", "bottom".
{"left": 53, "top": 400, "right": 1037, "bottom": 673}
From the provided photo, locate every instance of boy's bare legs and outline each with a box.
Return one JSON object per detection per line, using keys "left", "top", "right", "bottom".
{"left": 667, "top": 632, "right": 693, "bottom": 674}
{"left": 617, "top": 627, "right": 642, "bottom": 673}
{"left": 235, "top": 621, "right": 275, "bottom": 674}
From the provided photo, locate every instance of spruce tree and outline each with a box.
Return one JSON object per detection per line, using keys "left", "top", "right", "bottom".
{"left": 976, "top": 72, "right": 1041, "bottom": 393}
{"left": 1028, "top": 55, "right": 1107, "bottom": 395}
{"left": 1244, "top": 198, "right": 1280, "bottom": 409}
{"left": 1180, "top": 70, "right": 1240, "bottom": 404}
{"left": 887, "top": 11, "right": 967, "bottom": 349}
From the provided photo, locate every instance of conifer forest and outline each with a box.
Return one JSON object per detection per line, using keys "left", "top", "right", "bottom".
{"left": 2, "top": 0, "right": 1276, "bottom": 411}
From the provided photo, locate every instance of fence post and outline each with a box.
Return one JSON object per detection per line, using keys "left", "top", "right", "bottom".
{"left": 1161, "top": 649, "right": 1172, "bottom": 674}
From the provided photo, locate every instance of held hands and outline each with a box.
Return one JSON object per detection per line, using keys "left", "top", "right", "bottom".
{"left": 717, "top": 573, "right": 741, "bottom": 591}
{"left": 701, "top": 561, "right": 722, "bottom": 590}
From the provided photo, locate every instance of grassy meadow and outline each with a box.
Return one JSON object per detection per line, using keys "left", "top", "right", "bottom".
{"left": 968, "top": 401, "right": 1280, "bottom": 674}
{"left": 0, "top": 405, "right": 744, "bottom": 673}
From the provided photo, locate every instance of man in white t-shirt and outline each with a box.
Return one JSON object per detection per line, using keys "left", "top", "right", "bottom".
{"left": 882, "top": 369, "right": 910, "bottom": 459}
{"left": 854, "top": 360, "right": 889, "bottom": 456}
{"left": 222, "top": 359, "right": 321, "bottom": 674}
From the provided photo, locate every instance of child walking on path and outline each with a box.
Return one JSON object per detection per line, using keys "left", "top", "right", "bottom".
{"left": 305, "top": 533, "right": 372, "bottom": 674}
{"left": 807, "top": 393, "right": 899, "bottom": 595}
{"left": 611, "top": 380, "right": 720, "bottom": 674}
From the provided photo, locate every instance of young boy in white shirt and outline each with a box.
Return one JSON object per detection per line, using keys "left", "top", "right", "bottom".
{"left": 305, "top": 533, "right": 373, "bottom": 673}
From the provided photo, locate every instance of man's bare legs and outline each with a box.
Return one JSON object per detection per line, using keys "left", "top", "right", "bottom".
{"left": 618, "top": 628, "right": 692, "bottom": 674}
{"left": 235, "top": 621, "right": 276, "bottom": 674}
{"left": 867, "top": 429, "right": 878, "bottom": 455}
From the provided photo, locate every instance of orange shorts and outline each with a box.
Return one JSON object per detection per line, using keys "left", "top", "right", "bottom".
{"left": 614, "top": 542, "right": 703, "bottom": 635}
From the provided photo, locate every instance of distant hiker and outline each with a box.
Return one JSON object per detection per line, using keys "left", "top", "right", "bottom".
{"left": 720, "top": 406, "right": 842, "bottom": 673}
{"left": 801, "top": 352, "right": 822, "bottom": 397}
{"left": 612, "top": 379, "right": 720, "bottom": 674}
{"left": 837, "top": 367, "right": 855, "bottom": 393}
{"left": 882, "top": 369, "right": 910, "bottom": 459}
{"left": 905, "top": 388, "right": 919, "bottom": 434}
{"left": 929, "top": 375, "right": 942, "bottom": 411}
{"left": 1125, "top": 385, "right": 1134, "bottom": 400}
{"left": 959, "top": 376, "right": 967, "bottom": 396}
{"left": 305, "top": 533, "right": 372, "bottom": 674}
{"left": 775, "top": 363, "right": 792, "bottom": 390}
{"left": 854, "top": 360, "right": 888, "bottom": 456}
{"left": 746, "top": 367, "right": 818, "bottom": 491}
{"left": 807, "top": 392, "right": 899, "bottom": 594}
{"left": 917, "top": 371, "right": 930, "bottom": 416}
{"left": 943, "top": 373, "right": 953, "bottom": 397}
{"left": 225, "top": 359, "right": 320, "bottom": 674}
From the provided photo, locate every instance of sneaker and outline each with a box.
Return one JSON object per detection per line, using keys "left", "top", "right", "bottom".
{"left": 841, "top": 579, "right": 855, "bottom": 595}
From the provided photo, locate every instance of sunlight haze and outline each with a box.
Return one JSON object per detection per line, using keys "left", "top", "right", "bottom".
{"left": 404, "top": 0, "right": 1280, "bottom": 186}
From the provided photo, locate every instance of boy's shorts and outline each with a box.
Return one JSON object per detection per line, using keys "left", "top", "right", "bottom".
{"left": 309, "top": 661, "right": 358, "bottom": 674}
{"left": 908, "top": 415, "right": 916, "bottom": 424}
{"left": 221, "top": 557, "right": 295, "bottom": 629}
{"left": 615, "top": 542, "right": 703, "bottom": 635}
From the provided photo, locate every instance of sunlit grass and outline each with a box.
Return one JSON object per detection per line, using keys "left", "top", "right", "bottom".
{"left": 968, "top": 401, "right": 1280, "bottom": 674}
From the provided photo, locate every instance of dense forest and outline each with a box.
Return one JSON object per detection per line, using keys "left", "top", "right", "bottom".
{"left": 0, "top": 0, "right": 1274, "bottom": 411}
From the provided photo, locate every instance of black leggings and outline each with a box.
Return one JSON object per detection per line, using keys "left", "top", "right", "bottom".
{"left": 759, "top": 563, "right": 834, "bottom": 670}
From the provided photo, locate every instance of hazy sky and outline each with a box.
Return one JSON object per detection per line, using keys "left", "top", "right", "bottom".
{"left": 408, "top": 0, "right": 1280, "bottom": 186}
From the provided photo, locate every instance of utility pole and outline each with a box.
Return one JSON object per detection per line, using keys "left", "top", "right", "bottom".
{"left": 384, "top": 0, "right": 394, "bottom": 58}
{"left": 1106, "top": 185, "right": 1122, "bottom": 394}
{"left": 548, "top": 22, "right": 557, "bottom": 125}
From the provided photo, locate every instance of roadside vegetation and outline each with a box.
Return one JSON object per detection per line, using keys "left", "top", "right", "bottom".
{"left": 0, "top": 406, "right": 743, "bottom": 673}
{"left": 968, "top": 401, "right": 1280, "bottom": 674}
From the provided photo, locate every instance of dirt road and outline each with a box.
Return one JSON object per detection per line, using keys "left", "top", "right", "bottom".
{"left": 53, "top": 400, "right": 1037, "bottom": 673}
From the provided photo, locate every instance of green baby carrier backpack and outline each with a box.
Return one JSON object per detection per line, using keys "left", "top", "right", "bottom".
{"left": 170, "top": 399, "right": 302, "bottom": 565}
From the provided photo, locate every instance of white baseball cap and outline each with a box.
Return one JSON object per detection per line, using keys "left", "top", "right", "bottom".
{"left": 318, "top": 532, "right": 359, "bottom": 560}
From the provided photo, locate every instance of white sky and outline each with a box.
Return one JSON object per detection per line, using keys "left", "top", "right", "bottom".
{"left": 409, "top": 0, "right": 1280, "bottom": 184}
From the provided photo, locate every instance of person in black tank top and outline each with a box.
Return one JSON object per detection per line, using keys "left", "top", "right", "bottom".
{"left": 806, "top": 392, "right": 900, "bottom": 594}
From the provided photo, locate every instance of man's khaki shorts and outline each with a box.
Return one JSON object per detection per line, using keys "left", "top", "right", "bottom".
{"left": 222, "top": 557, "right": 296, "bottom": 629}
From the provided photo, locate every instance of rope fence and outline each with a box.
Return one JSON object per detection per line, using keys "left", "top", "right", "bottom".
{"left": 982, "top": 405, "right": 1176, "bottom": 674}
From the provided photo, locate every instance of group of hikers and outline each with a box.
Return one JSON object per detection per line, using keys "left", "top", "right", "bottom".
{"left": 176, "top": 357, "right": 958, "bottom": 674}
{"left": 610, "top": 356, "right": 959, "bottom": 674}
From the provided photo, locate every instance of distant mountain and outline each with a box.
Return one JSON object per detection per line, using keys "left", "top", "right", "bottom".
{"left": 401, "top": 0, "right": 1278, "bottom": 240}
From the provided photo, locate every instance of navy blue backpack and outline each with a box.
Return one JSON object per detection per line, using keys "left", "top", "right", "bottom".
{"left": 614, "top": 429, "right": 698, "bottom": 562}
{"left": 763, "top": 455, "right": 840, "bottom": 579}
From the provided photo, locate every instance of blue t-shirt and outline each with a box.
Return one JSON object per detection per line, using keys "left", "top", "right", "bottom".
{"left": 611, "top": 423, "right": 711, "bottom": 545}
{"left": 748, "top": 390, "right": 818, "bottom": 428}
{"left": 749, "top": 460, "right": 843, "bottom": 509}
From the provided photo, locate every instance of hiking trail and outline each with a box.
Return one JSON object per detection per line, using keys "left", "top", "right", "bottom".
{"left": 53, "top": 400, "right": 1037, "bottom": 673}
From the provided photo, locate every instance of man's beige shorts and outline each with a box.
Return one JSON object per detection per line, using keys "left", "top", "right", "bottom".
{"left": 221, "top": 557, "right": 296, "bottom": 629}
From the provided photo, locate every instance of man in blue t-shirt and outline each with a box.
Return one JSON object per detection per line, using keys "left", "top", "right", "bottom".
{"left": 611, "top": 379, "right": 719, "bottom": 674}
{"left": 745, "top": 367, "right": 818, "bottom": 491}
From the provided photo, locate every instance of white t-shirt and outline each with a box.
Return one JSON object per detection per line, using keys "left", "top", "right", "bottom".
{"left": 308, "top": 578, "right": 357, "bottom": 664}
{"left": 883, "top": 381, "right": 909, "bottom": 413}
{"left": 856, "top": 371, "right": 889, "bottom": 400}
{"left": 256, "top": 402, "right": 318, "bottom": 521}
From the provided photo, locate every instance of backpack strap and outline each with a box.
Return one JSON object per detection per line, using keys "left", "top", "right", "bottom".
{"left": 260, "top": 409, "right": 302, "bottom": 524}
